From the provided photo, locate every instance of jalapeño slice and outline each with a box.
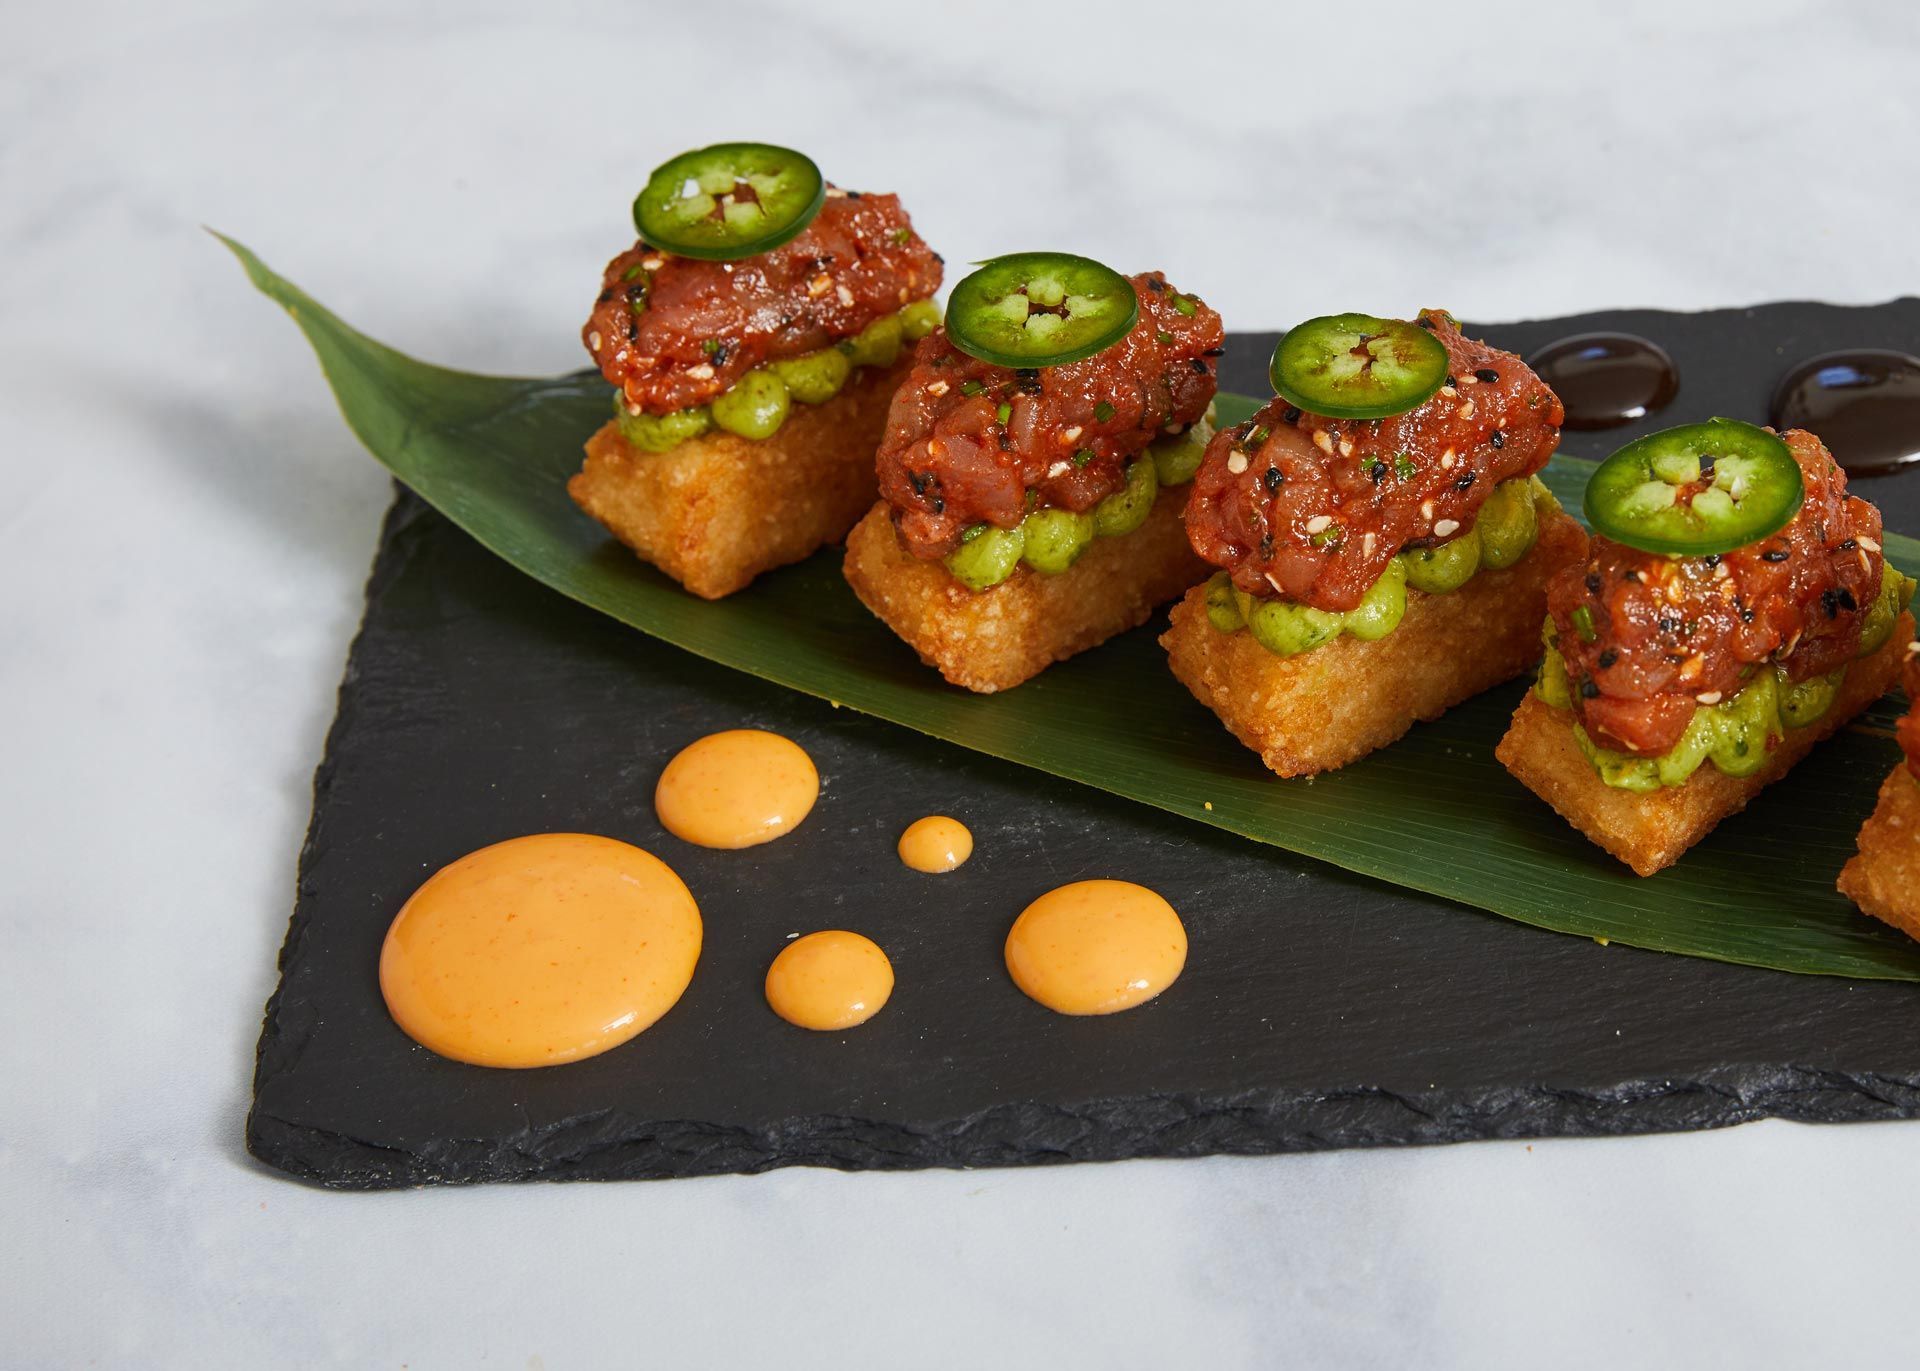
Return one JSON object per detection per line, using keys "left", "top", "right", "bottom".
{"left": 945, "top": 253, "right": 1139, "bottom": 369}
{"left": 1269, "top": 313, "right": 1450, "bottom": 420}
{"left": 632, "top": 143, "right": 826, "bottom": 261}
{"left": 1584, "top": 418, "right": 1804, "bottom": 557}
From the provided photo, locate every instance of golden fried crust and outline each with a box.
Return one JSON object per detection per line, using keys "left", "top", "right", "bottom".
{"left": 842, "top": 485, "right": 1207, "bottom": 693}
{"left": 1160, "top": 506, "right": 1588, "bottom": 778}
{"left": 568, "top": 357, "right": 911, "bottom": 600}
{"left": 1497, "top": 612, "right": 1914, "bottom": 877}
{"left": 1839, "top": 764, "right": 1920, "bottom": 942}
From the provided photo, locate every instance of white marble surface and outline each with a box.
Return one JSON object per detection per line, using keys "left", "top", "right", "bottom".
{"left": 5, "top": 1, "right": 1919, "bottom": 1365}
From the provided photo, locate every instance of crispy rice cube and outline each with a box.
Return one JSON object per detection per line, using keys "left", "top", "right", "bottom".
{"left": 1160, "top": 505, "right": 1587, "bottom": 778}
{"left": 1838, "top": 763, "right": 1920, "bottom": 942}
{"left": 569, "top": 358, "right": 911, "bottom": 600}
{"left": 842, "top": 484, "right": 1208, "bottom": 694}
{"left": 1496, "top": 613, "right": 1913, "bottom": 877}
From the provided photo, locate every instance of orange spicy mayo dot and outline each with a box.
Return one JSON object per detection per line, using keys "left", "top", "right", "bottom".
{"left": 897, "top": 815, "right": 973, "bottom": 873}
{"left": 378, "top": 833, "right": 702, "bottom": 1068}
{"left": 655, "top": 729, "right": 819, "bottom": 849}
{"left": 1004, "top": 879, "right": 1187, "bottom": 1016}
{"left": 764, "top": 930, "right": 894, "bottom": 1031}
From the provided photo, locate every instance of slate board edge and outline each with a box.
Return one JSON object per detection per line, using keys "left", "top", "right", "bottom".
{"left": 248, "top": 1058, "right": 1920, "bottom": 1190}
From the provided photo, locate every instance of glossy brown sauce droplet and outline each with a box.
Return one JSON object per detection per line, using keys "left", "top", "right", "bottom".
{"left": 1768, "top": 349, "right": 1920, "bottom": 477}
{"left": 1526, "top": 332, "right": 1679, "bottom": 430}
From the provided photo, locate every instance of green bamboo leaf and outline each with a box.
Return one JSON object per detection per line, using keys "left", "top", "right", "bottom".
{"left": 222, "top": 234, "right": 1920, "bottom": 982}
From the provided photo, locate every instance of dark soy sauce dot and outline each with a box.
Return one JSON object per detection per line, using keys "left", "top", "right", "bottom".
{"left": 1768, "top": 349, "right": 1920, "bottom": 478}
{"left": 1526, "top": 332, "right": 1679, "bottom": 430}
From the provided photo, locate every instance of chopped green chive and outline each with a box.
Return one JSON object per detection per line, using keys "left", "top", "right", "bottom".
{"left": 1309, "top": 525, "right": 1345, "bottom": 550}
{"left": 1073, "top": 448, "right": 1094, "bottom": 467}
{"left": 1572, "top": 605, "right": 1598, "bottom": 642}
{"left": 621, "top": 263, "right": 647, "bottom": 282}
{"left": 1156, "top": 331, "right": 1175, "bottom": 344}
{"left": 890, "top": 227, "right": 913, "bottom": 245}
{"left": 1394, "top": 452, "right": 1417, "bottom": 481}
{"left": 960, "top": 379, "right": 985, "bottom": 396}
{"left": 701, "top": 339, "right": 721, "bottom": 357}
{"left": 1093, "top": 401, "right": 1115, "bottom": 424}
{"left": 960, "top": 523, "right": 987, "bottom": 544}
{"left": 1173, "top": 294, "right": 1198, "bottom": 317}
{"left": 996, "top": 401, "right": 1012, "bottom": 425}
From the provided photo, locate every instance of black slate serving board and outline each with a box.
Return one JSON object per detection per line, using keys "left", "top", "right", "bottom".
{"left": 250, "top": 302, "right": 1920, "bottom": 1188}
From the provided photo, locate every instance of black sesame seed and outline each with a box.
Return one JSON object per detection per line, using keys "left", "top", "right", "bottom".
{"left": 1418, "top": 317, "right": 1437, "bottom": 330}
{"left": 1658, "top": 615, "right": 1681, "bottom": 634}
{"left": 1762, "top": 549, "right": 1789, "bottom": 562}
{"left": 1703, "top": 553, "right": 1720, "bottom": 566}
{"left": 1474, "top": 368, "right": 1499, "bottom": 384}
{"left": 1282, "top": 406, "right": 1302, "bottom": 424}
{"left": 1369, "top": 461, "right": 1388, "bottom": 483}
{"left": 1203, "top": 347, "right": 1226, "bottom": 357}
{"left": 929, "top": 496, "right": 944, "bottom": 514}
{"left": 597, "top": 288, "right": 614, "bottom": 304}
{"left": 1821, "top": 589, "right": 1841, "bottom": 618}
{"left": 1580, "top": 680, "right": 1600, "bottom": 699}
{"left": 1189, "top": 358, "right": 1210, "bottom": 374}
{"left": 1445, "top": 374, "right": 1457, "bottom": 388}
{"left": 1146, "top": 278, "right": 1166, "bottom": 292}
{"left": 1489, "top": 430, "right": 1505, "bottom": 449}
{"left": 1263, "top": 467, "right": 1283, "bottom": 492}
{"left": 1014, "top": 368, "right": 1042, "bottom": 394}
{"left": 1585, "top": 572, "right": 1603, "bottom": 593}
{"left": 1453, "top": 472, "right": 1475, "bottom": 491}
{"left": 1838, "top": 588, "right": 1859, "bottom": 612}
{"left": 908, "top": 471, "right": 931, "bottom": 495}
{"left": 1839, "top": 538, "right": 1858, "bottom": 552}
{"left": 1598, "top": 649, "right": 1619, "bottom": 668}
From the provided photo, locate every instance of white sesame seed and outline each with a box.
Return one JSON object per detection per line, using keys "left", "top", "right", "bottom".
{"left": 1305, "top": 514, "right": 1332, "bottom": 535}
{"left": 1047, "top": 460, "right": 1070, "bottom": 477}
{"left": 587, "top": 331, "right": 602, "bottom": 351}
{"left": 825, "top": 187, "right": 847, "bottom": 198}
{"left": 1313, "top": 429, "right": 1334, "bottom": 455}
{"left": 1460, "top": 373, "right": 1479, "bottom": 385}
{"left": 1859, "top": 536, "right": 1882, "bottom": 552}
{"left": 1338, "top": 438, "right": 1354, "bottom": 458}
{"left": 1062, "top": 426, "right": 1083, "bottom": 442}
{"left": 1860, "top": 549, "right": 1873, "bottom": 573}
{"left": 808, "top": 273, "right": 832, "bottom": 298}
{"left": 1713, "top": 562, "right": 1730, "bottom": 579}
{"left": 1440, "top": 448, "right": 1456, "bottom": 470}
{"left": 1421, "top": 499, "right": 1436, "bottom": 519}
{"left": 688, "top": 363, "right": 715, "bottom": 380}
{"left": 1440, "top": 385, "right": 1457, "bottom": 398}
{"left": 1226, "top": 452, "right": 1249, "bottom": 475}
{"left": 1458, "top": 400, "right": 1475, "bottom": 420}
{"left": 626, "top": 402, "right": 641, "bottom": 417}
{"left": 926, "top": 380, "right": 950, "bottom": 396}
{"left": 1362, "top": 532, "right": 1377, "bottom": 558}
{"left": 1434, "top": 518, "right": 1461, "bottom": 538}
{"left": 642, "top": 256, "right": 663, "bottom": 270}
{"left": 836, "top": 284, "right": 856, "bottom": 308}
{"left": 1696, "top": 691, "right": 1723, "bottom": 705}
